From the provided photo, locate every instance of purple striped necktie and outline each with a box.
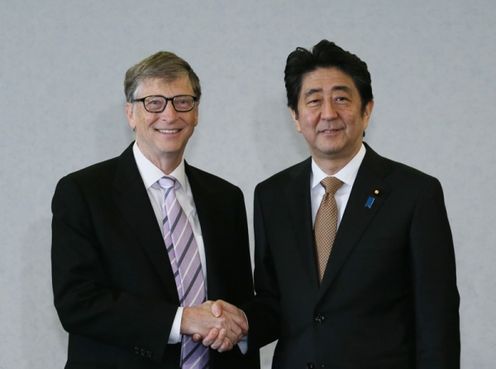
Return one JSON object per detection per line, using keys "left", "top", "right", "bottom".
{"left": 158, "top": 176, "right": 209, "bottom": 369}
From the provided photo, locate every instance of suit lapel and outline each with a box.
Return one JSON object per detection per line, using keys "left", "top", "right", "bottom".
{"left": 112, "top": 144, "right": 179, "bottom": 299}
{"left": 284, "top": 159, "right": 321, "bottom": 288}
{"left": 319, "top": 145, "right": 392, "bottom": 295}
{"left": 185, "top": 163, "right": 223, "bottom": 297}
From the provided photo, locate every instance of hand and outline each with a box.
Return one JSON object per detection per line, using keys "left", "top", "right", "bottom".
{"left": 181, "top": 301, "right": 222, "bottom": 338}
{"left": 181, "top": 301, "right": 240, "bottom": 352}
{"left": 195, "top": 300, "right": 249, "bottom": 352}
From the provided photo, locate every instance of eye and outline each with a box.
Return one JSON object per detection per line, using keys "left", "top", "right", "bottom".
{"left": 334, "top": 96, "right": 349, "bottom": 104}
{"left": 173, "top": 96, "right": 195, "bottom": 111}
{"left": 306, "top": 98, "right": 322, "bottom": 107}
{"left": 146, "top": 98, "right": 163, "bottom": 108}
{"left": 175, "top": 97, "right": 189, "bottom": 106}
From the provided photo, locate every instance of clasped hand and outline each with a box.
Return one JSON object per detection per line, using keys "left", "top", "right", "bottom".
{"left": 180, "top": 300, "right": 248, "bottom": 352}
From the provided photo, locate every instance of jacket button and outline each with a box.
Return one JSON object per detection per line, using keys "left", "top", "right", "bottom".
{"left": 314, "top": 314, "right": 325, "bottom": 323}
{"left": 307, "top": 363, "right": 315, "bottom": 369}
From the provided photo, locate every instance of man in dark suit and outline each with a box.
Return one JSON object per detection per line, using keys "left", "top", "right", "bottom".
{"left": 214, "top": 40, "right": 460, "bottom": 368}
{"left": 51, "top": 51, "right": 259, "bottom": 369}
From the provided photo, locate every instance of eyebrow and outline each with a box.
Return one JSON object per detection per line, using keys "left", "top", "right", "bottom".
{"left": 303, "top": 85, "right": 353, "bottom": 98}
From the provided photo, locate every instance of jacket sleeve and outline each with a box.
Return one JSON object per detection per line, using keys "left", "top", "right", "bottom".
{"left": 244, "top": 185, "right": 281, "bottom": 349}
{"left": 410, "top": 178, "right": 460, "bottom": 369}
{"left": 51, "top": 175, "right": 177, "bottom": 363}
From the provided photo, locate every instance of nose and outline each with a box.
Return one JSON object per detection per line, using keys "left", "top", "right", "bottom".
{"left": 321, "top": 99, "right": 338, "bottom": 120}
{"left": 158, "top": 100, "right": 178, "bottom": 121}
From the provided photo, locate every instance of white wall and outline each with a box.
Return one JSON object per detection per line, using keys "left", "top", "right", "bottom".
{"left": 1, "top": 1, "right": 495, "bottom": 368}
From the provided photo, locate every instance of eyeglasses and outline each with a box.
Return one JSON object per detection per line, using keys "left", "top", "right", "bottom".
{"left": 131, "top": 95, "right": 198, "bottom": 113}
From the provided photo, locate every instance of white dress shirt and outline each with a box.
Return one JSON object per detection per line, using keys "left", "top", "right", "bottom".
{"left": 310, "top": 144, "right": 367, "bottom": 228}
{"left": 133, "top": 142, "right": 207, "bottom": 344}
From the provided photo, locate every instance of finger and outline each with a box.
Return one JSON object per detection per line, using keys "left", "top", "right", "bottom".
{"left": 213, "top": 300, "right": 249, "bottom": 334}
{"left": 226, "top": 331, "right": 243, "bottom": 344}
{"left": 202, "top": 328, "right": 219, "bottom": 347}
{"left": 223, "top": 307, "right": 249, "bottom": 332}
{"left": 213, "top": 299, "right": 241, "bottom": 318}
{"left": 210, "top": 328, "right": 227, "bottom": 350}
{"left": 192, "top": 333, "right": 202, "bottom": 342}
{"left": 227, "top": 322, "right": 242, "bottom": 341}
{"left": 224, "top": 312, "right": 246, "bottom": 338}
{"left": 181, "top": 305, "right": 220, "bottom": 337}
{"left": 218, "top": 337, "right": 233, "bottom": 353}
{"left": 216, "top": 300, "right": 240, "bottom": 315}
{"left": 211, "top": 300, "right": 223, "bottom": 317}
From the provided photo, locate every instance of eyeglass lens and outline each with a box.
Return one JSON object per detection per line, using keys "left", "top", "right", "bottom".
{"left": 143, "top": 95, "right": 195, "bottom": 112}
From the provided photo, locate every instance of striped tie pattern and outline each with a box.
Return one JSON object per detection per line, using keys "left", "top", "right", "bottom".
{"left": 314, "top": 177, "right": 343, "bottom": 281}
{"left": 158, "top": 176, "right": 209, "bottom": 369}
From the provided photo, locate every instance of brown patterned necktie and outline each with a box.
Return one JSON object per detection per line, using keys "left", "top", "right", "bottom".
{"left": 314, "top": 177, "right": 343, "bottom": 281}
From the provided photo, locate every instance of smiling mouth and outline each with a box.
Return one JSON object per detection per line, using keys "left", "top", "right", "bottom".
{"left": 319, "top": 128, "right": 343, "bottom": 133}
{"left": 156, "top": 128, "right": 181, "bottom": 134}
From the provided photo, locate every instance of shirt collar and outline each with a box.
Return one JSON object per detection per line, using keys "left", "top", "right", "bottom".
{"left": 311, "top": 143, "right": 366, "bottom": 190}
{"left": 132, "top": 142, "right": 188, "bottom": 190}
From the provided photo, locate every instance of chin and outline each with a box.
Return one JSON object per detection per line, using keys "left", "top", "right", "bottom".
{"left": 318, "top": 144, "right": 342, "bottom": 155}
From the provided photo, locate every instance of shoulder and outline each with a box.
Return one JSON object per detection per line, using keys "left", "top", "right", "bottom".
{"left": 56, "top": 155, "right": 120, "bottom": 190}
{"left": 364, "top": 146, "right": 444, "bottom": 197}
{"left": 52, "top": 145, "right": 135, "bottom": 208}
{"left": 255, "top": 158, "right": 311, "bottom": 193}
{"left": 381, "top": 156, "right": 441, "bottom": 188}
{"left": 185, "top": 163, "right": 243, "bottom": 197}
{"left": 51, "top": 156, "right": 121, "bottom": 215}
{"left": 55, "top": 144, "right": 134, "bottom": 191}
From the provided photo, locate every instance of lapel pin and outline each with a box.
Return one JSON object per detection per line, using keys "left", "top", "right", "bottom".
{"left": 365, "top": 196, "right": 375, "bottom": 209}
{"left": 364, "top": 188, "right": 381, "bottom": 209}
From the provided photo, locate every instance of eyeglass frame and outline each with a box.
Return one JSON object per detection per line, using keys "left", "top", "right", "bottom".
{"left": 131, "top": 94, "right": 198, "bottom": 113}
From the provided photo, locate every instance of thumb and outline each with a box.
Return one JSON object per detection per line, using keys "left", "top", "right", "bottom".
{"left": 211, "top": 300, "right": 223, "bottom": 317}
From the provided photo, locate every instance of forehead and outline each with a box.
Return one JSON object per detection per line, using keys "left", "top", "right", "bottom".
{"left": 136, "top": 75, "right": 194, "bottom": 95}
{"left": 300, "top": 67, "right": 357, "bottom": 95}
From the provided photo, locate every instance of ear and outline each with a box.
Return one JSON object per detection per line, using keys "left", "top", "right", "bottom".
{"left": 192, "top": 105, "right": 199, "bottom": 127}
{"left": 362, "top": 100, "right": 374, "bottom": 130}
{"left": 125, "top": 102, "right": 136, "bottom": 130}
{"left": 289, "top": 108, "right": 302, "bottom": 132}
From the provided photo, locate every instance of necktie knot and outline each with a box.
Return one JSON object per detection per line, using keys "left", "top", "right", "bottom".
{"left": 321, "top": 177, "right": 343, "bottom": 195}
{"left": 158, "top": 176, "right": 176, "bottom": 190}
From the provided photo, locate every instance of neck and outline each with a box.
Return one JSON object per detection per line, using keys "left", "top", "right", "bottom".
{"left": 313, "top": 143, "right": 362, "bottom": 175}
{"left": 313, "top": 157, "right": 347, "bottom": 175}
{"left": 152, "top": 157, "right": 182, "bottom": 175}
{"left": 136, "top": 143, "right": 183, "bottom": 175}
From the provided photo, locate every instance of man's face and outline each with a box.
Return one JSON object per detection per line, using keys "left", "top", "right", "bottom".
{"left": 126, "top": 75, "right": 198, "bottom": 167}
{"left": 291, "top": 67, "right": 373, "bottom": 169}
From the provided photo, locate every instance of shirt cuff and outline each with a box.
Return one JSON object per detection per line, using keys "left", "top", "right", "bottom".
{"left": 237, "top": 336, "right": 248, "bottom": 354}
{"left": 168, "top": 307, "right": 183, "bottom": 344}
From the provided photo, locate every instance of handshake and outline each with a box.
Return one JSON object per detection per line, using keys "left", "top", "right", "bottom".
{"left": 180, "top": 300, "right": 248, "bottom": 352}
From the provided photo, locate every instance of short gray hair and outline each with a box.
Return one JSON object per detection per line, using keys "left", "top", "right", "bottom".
{"left": 124, "top": 51, "right": 201, "bottom": 102}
